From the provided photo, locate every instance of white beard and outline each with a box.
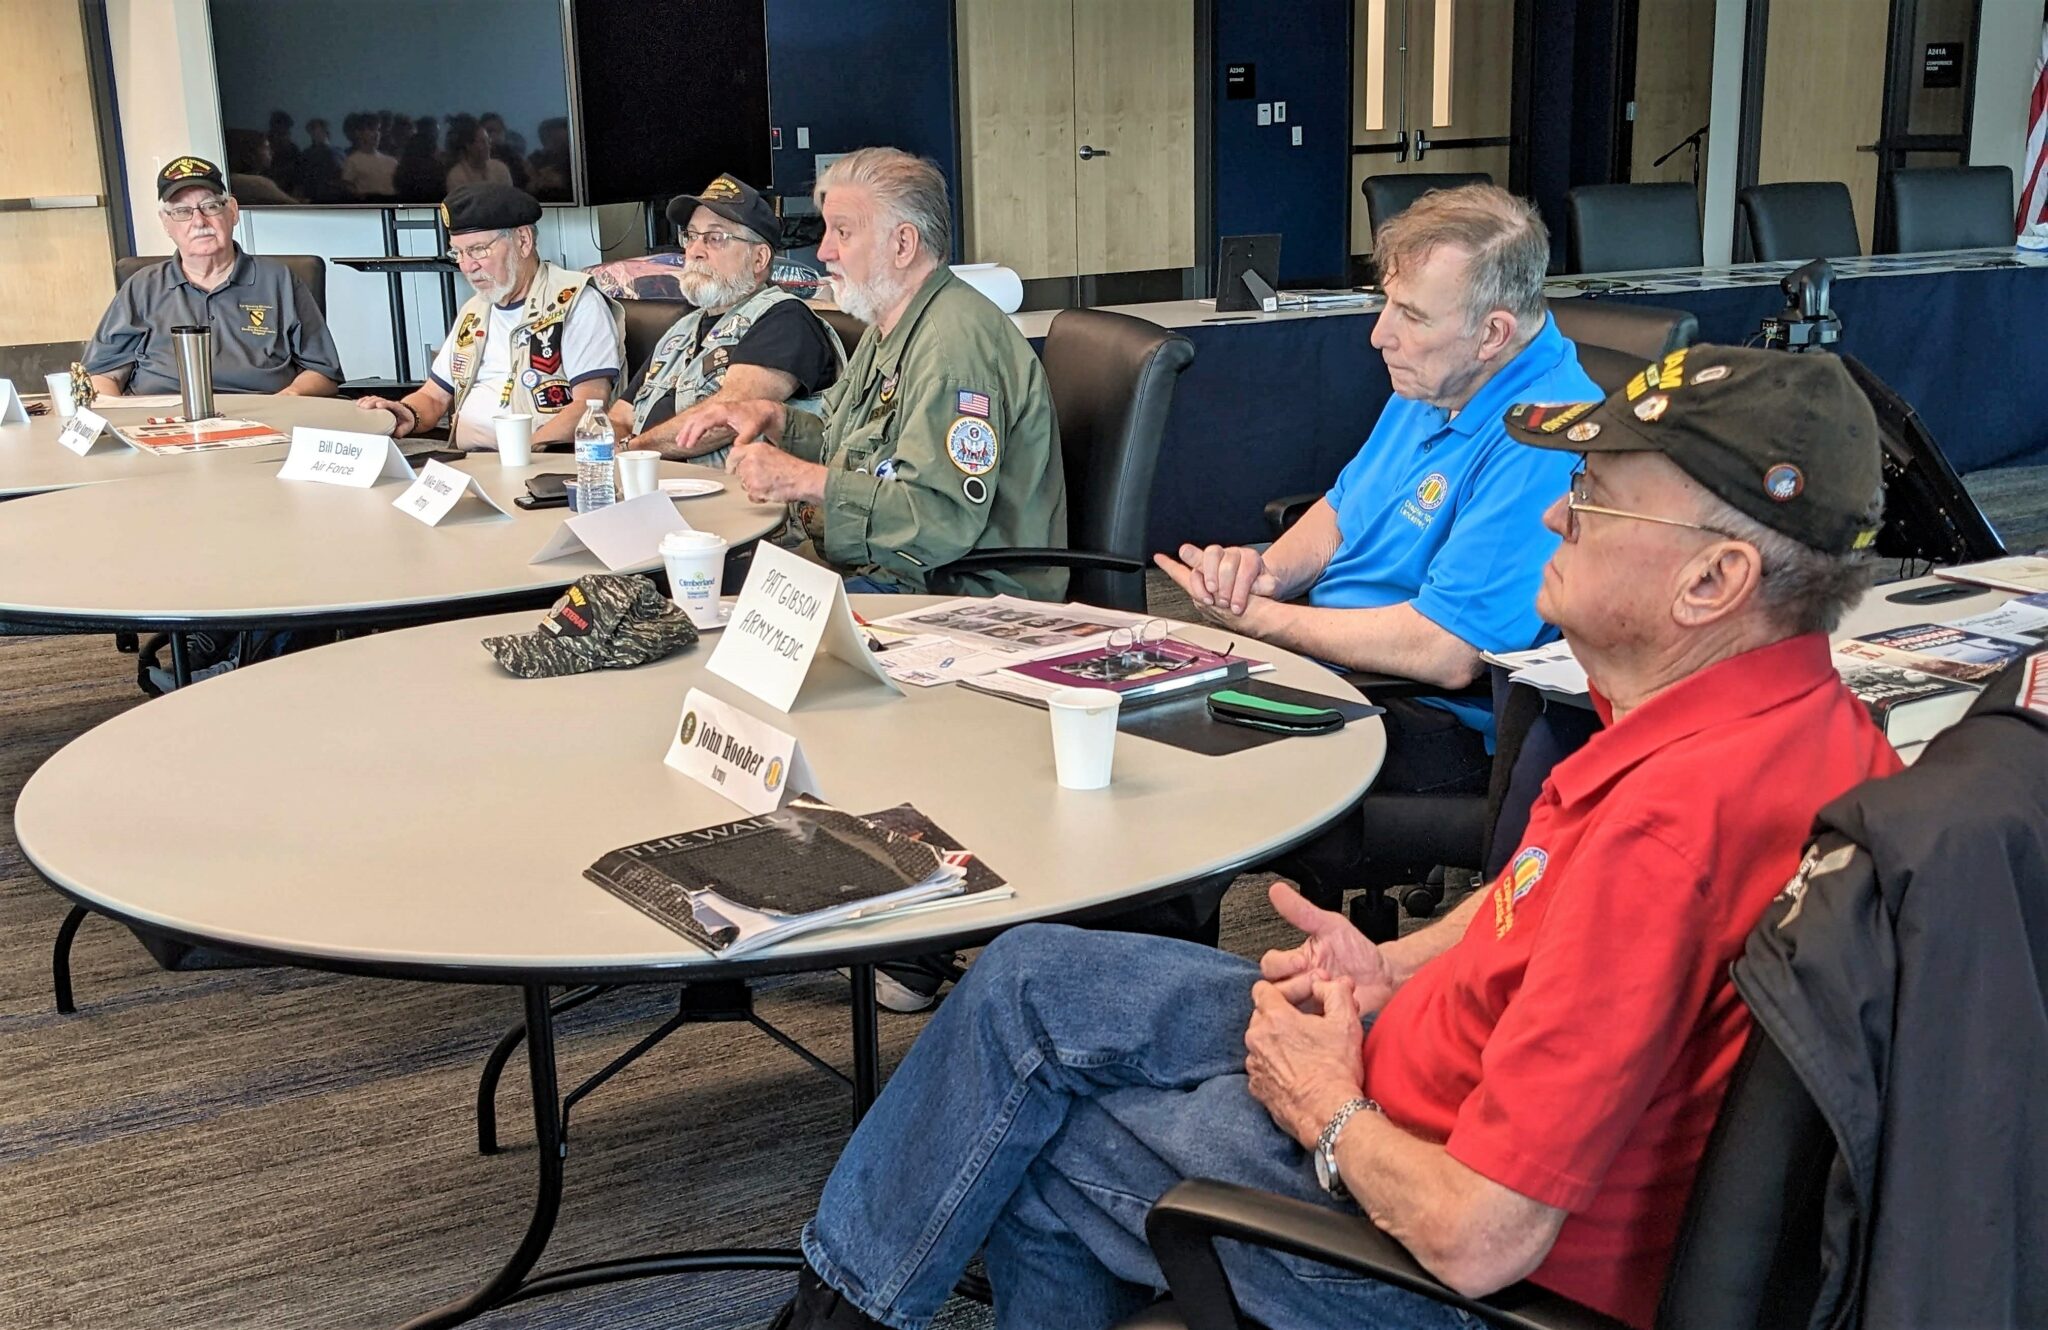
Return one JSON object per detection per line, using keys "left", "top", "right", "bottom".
{"left": 830, "top": 268, "right": 902, "bottom": 326}
{"left": 679, "top": 265, "right": 758, "bottom": 311}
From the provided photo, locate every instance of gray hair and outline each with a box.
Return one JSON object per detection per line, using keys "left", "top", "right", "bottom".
{"left": 1373, "top": 184, "right": 1550, "bottom": 338}
{"left": 815, "top": 147, "right": 951, "bottom": 263}
{"left": 1695, "top": 488, "right": 1882, "bottom": 635}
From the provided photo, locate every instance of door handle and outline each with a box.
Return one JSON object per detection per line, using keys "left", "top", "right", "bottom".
{"left": 1413, "top": 131, "right": 1432, "bottom": 160}
{"left": 1078, "top": 145, "right": 1111, "bottom": 161}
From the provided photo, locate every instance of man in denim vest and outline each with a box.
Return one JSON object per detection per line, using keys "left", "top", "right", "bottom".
{"left": 611, "top": 175, "right": 844, "bottom": 469}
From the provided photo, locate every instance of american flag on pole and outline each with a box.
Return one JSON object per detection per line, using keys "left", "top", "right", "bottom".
{"left": 2020, "top": 17, "right": 2048, "bottom": 234}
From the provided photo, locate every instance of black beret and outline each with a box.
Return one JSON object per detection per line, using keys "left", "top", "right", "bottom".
{"left": 440, "top": 183, "right": 542, "bottom": 235}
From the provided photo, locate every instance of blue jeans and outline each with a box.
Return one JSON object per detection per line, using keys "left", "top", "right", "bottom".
{"left": 802, "top": 924, "right": 1479, "bottom": 1330}
{"left": 843, "top": 574, "right": 903, "bottom": 594}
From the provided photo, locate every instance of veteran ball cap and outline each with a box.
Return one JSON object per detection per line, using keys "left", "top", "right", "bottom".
{"left": 665, "top": 173, "right": 782, "bottom": 248}
{"left": 1502, "top": 345, "right": 1882, "bottom": 555}
{"left": 157, "top": 155, "right": 227, "bottom": 200}
{"left": 483, "top": 574, "right": 698, "bottom": 679}
{"left": 440, "top": 183, "right": 543, "bottom": 236}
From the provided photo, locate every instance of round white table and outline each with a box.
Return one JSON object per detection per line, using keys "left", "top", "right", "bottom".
{"left": 0, "top": 393, "right": 392, "bottom": 497}
{"left": 0, "top": 455, "right": 785, "bottom": 638}
{"left": 16, "top": 599, "right": 1384, "bottom": 1327}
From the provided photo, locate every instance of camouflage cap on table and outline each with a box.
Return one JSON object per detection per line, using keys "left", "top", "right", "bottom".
{"left": 483, "top": 574, "right": 698, "bottom": 678}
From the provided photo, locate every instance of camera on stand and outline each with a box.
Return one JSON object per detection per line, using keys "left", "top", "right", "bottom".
{"left": 1759, "top": 258, "right": 1842, "bottom": 350}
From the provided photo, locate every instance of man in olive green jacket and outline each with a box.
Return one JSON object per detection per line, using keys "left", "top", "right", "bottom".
{"left": 673, "top": 148, "right": 1067, "bottom": 601}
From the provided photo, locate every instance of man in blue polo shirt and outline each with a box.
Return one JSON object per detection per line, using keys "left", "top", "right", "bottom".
{"left": 1157, "top": 185, "right": 1595, "bottom": 807}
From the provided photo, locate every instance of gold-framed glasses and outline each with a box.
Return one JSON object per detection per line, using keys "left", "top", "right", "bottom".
{"left": 1105, "top": 619, "right": 1174, "bottom": 665}
{"left": 1564, "top": 467, "right": 1734, "bottom": 542}
{"left": 445, "top": 232, "right": 509, "bottom": 263}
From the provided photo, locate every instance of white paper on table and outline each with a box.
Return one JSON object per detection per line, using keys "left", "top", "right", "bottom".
{"left": 95, "top": 393, "right": 183, "bottom": 409}
{"left": 707, "top": 543, "right": 899, "bottom": 711}
{"left": 529, "top": 491, "right": 690, "bottom": 570}
{"left": 0, "top": 379, "right": 28, "bottom": 424}
{"left": 1943, "top": 592, "right": 2048, "bottom": 644}
{"left": 278, "top": 427, "right": 415, "bottom": 487}
{"left": 1488, "top": 641, "right": 1590, "bottom": 695}
{"left": 1934, "top": 557, "right": 2048, "bottom": 596}
{"left": 868, "top": 594, "right": 1152, "bottom": 660}
{"left": 391, "top": 459, "right": 511, "bottom": 525}
{"left": 863, "top": 629, "right": 1020, "bottom": 686}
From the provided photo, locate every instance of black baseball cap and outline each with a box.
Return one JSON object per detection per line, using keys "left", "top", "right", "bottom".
{"left": 483, "top": 575, "right": 699, "bottom": 679}
{"left": 157, "top": 155, "right": 227, "bottom": 200}
{"left": 440, "top": 183, "right": 542, "bottom": 236}
{"left": 1503, "top": 345, "right": 1882, "bottom": 555}
{"left": 665, "top": 174, "right": 781, "bottom": 248}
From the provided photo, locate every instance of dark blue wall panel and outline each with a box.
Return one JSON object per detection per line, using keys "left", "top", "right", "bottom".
{"left": 764, "top": 0, "right": 960, "bottom": 249}
{"left": 1211, "top": 0, "right": 1352, "bottom": 285}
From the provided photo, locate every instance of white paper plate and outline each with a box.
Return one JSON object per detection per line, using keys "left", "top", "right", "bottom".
{"left": 661, "top": 477, "right": 725, "bottom": 498}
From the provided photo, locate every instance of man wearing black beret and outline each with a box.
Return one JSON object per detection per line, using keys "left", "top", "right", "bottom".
{"left": 608, "top": 173, "right": 844, "bottom": 469}
{"left": 357, "top": 182, "right": 624, "bottom": 448}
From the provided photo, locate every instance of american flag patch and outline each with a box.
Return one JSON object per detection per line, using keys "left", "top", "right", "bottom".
{"left": 956, "top": 390, "right": 991, "bottom": 418}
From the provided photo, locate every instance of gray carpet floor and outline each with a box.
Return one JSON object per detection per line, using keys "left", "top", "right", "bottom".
{"left": 0, "top": 622, "right": 1327, "bottom": 1330}
{"left": 6, "top": 461, "right": 2044, "bottom": 1329}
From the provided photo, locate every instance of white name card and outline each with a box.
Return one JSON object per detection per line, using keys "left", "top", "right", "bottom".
{"left": 529, "top": 491, "right": 690, "bottom": 570}
{"left": 664, "top": 687, "right": 819, "bottom": 815}
{"left": 0, "top": 379, "right": 28, "bottom": 425}
{"left": 277, "top": 427, "right": 416, "bottom": 487}
{"left": 56, "top": 407, "right": 119, "bottom": 456}
{"left": 705, "top": 541, "right": 900, "bottom": 712}
{"left": 392, "top": 458, "right": 512, "bottom": 525}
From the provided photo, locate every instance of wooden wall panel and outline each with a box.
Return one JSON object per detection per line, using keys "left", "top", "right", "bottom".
{"left": 1758, "top": 0, "right": 1888, "bottom": 252}
{"left": 1630, "top": 0, "right": 1717, "bottom": 196}
{"left": 1073, "top": 0, "right": 1195, "bottom": 274}
{"left": 956, "top": 0, "right": 1079, "bottom": 279}
{"left": 0, "top": 0, "right": 114, "bottom": 345}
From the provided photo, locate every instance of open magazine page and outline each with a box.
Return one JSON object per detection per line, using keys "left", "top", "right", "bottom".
{"left": 114, "top": 418, "right": 290, "bottom": 454}
{"left": 869, "top": 596, "right": 1152, "bottom": 660}
{"left": 586, "top": 798, "right": 1009, "bottom": 957}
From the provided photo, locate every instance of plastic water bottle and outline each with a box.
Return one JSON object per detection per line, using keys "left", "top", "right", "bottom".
{"left": 573, "top": 401, "right": 617, "bottom": 512}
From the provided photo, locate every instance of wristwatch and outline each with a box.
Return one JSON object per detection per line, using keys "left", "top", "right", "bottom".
{"left": 1314, "top": 1097, "right": 1382, "bottom": 1200}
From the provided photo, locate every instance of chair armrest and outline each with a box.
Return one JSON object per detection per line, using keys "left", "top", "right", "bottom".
{"left": 1262, "top": 493, "right": 1322, "bottom": 540}
{"left": 1340, "top": 670, "right": 1491, "bottom": 702}
{"left": 1145, "top": 1180, "right": 1628, "bottom": 1330}
{"left": 941, "top": 547, "right": 1148, "bottom": 576}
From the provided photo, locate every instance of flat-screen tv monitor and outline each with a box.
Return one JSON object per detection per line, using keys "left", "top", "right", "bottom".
{"left": 207, "top": 0, "right": 578, "bottom": 208}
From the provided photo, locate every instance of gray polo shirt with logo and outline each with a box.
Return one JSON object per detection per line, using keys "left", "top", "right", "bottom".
{"left": 83, "top": 247, "right": 344, "bottom": 394}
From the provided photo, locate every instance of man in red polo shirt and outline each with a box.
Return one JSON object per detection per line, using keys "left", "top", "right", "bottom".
{"left": 767, "top": 348, "right": 1899, "bottom": 1330}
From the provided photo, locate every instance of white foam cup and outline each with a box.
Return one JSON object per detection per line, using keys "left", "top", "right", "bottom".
{"left": 494, "top": 413, "right": 534, "bottom": 466}
{"left": 45, "top": 371, "right": 77, "bottom": 418}
{"left": 1047, "top": 687, "right": 1122, "bottom": 790}
{"left": 659, "top": 528, "right": 729, "bottom": 626}
{"left": 619, "top": 449, "right": 661, "bottom": 498}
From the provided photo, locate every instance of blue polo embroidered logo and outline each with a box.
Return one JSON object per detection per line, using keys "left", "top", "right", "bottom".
{"left": 1416, "top": 473, "right": 1448, "bottom": 511}
{"left": 1492, "top": 846, "right": 1549, "bottom": 938}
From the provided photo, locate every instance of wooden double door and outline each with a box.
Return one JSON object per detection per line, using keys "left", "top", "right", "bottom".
{"left": 956, "top": 0, "right": 1195, "bottom": 280}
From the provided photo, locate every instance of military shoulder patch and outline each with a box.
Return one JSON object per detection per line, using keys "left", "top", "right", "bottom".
{"left": 945, "top": 416, "right": 998, "bottom": 475}
{"left": 956, "top": 389, "right": 991, "bottom": 419}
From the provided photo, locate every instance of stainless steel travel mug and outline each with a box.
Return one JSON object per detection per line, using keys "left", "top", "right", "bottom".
{"left": 172, "top": 325, "right": 216, "bottom": 420}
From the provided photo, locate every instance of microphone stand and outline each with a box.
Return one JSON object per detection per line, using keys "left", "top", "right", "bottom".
{"left": 1652, "top": 124, "right": 1709, "bottom": 196}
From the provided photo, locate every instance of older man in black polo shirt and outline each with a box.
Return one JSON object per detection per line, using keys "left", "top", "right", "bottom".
{"left": 84, "top": 155, "right": 344, "bottom": 398}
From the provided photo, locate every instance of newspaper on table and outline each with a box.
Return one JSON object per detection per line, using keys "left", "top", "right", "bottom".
{"left": 863, "top": 596, "right": 1154, "bottom": 686}
{"left": 113, "top": 417, "right": 289, "bottom": 455}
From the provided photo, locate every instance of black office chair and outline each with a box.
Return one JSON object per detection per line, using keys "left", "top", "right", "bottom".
{"left": 1737, "top": 182, "right": 1861, "bottom": 261}
{"left": 1132, "top": 1009, "right": 1830, "bottom": 1330}
{"left": 619, "top": 296, "right": 694, "bottom": 382}
{"left": 114, "top": 253, "right": 329, "bottom": 313}
{"left": 1361, "top": 172, "right": 1494, "bottom": 236}
{"left": 1546, "top": 300, "right": 1700, "bottom": 396}
{"left": 938, "top": 308, "right": 1194, "bottom": 611}
{"left": 1565, "top": 184, "right": 1703, "bottom": 274}
{"left": 1882, "top": 165, "right": 2015, "bottom": 253}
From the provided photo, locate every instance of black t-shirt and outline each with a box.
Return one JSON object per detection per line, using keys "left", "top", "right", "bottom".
{"left": 631, "top": 299, "right": 842, "bottom": 429}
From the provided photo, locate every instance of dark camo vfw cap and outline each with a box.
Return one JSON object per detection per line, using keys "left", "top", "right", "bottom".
{"left": 483, "top": 575, "right": 698, "bottom": 679}
{"left": 1502, "top": 344, "right": 1882, "bottom": 556}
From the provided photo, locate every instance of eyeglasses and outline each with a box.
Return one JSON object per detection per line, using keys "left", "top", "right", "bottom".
{"left": 1563, "top": 467, "right": 1736, "bottom": 543}
{"left": 161, "top": 198, "right": 229, "bottom": 222}
{"left": 680, "top": 228, "right": 753, "bottom": 250}
{"left": 1105, "top": 619, "right": 1174, "bottom": 665}
{"left": 445, "top": 232, "right": 509, "bottom": 263}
